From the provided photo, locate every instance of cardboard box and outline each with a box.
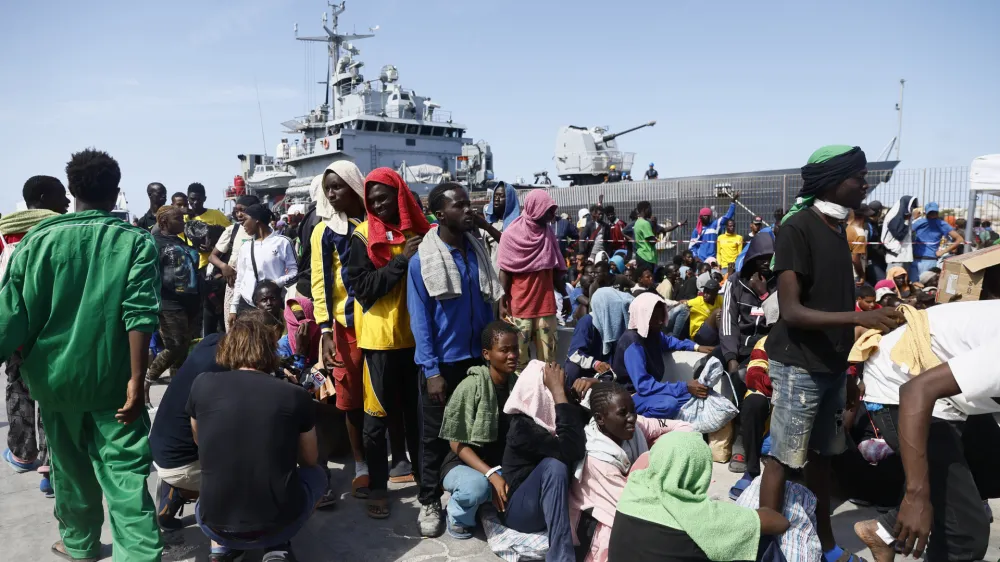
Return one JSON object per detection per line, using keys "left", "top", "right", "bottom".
{"left": 936, "top": 244, "right": 1000, "bottom": 303}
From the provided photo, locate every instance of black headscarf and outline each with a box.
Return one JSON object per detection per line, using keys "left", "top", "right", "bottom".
{"left": 798, "top": 146, "right": 867, "bottom": 198}
{"left": 236, "top": 195, "right": 260, "bottom": 207}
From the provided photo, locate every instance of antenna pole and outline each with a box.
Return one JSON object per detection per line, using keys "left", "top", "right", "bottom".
{"left": 255, "top": 80, "right": 268, "bottom": 157}
{"left": 895, "top": 78, "right": 905, "bottom": 161}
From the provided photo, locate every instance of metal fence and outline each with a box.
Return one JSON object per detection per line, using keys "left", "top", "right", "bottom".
{"left": 509, "top": 165, "right": 998, "bottom": 260}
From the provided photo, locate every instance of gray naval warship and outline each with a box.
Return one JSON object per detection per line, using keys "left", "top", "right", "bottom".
{"left": 228, "top": 1, "right": 494, "bottom": 206}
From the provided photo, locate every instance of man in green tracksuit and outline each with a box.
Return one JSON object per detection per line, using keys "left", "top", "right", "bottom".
{"left": 0, "top": 149, "right": 163, "bottom": 561}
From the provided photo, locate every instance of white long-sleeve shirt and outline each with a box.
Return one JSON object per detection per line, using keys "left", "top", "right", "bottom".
{"left": 230, "top": 232, "right": 298, "bottom": 312}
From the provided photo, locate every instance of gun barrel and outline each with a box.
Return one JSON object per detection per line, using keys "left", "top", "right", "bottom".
{"left": 601, "top": 120, "right": 656, "bottom": 143}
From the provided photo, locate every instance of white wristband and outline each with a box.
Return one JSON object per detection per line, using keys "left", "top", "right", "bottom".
{"left": 484, "top": 466, "right": 502, "bottom": 479}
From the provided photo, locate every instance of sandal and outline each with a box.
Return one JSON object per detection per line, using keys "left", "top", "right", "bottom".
{"left": 728, "top": 453, "right": 747, "bottom": 473}
{"left": 366, "top": 492, "right": 390, "bottom": 519}
{"left": 352, "top": 474, "right": 370, "bottom": 499}
{"left": 51, "top": 541, "right": 97, "bottom": 562}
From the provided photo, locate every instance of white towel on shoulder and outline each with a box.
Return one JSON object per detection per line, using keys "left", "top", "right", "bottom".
{"left": 418, "top": 228, "right": 504, "bottom": 302}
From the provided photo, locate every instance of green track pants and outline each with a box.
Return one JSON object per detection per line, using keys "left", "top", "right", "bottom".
{"left": 41, "top": 408, "right": 163, "bottom": 561}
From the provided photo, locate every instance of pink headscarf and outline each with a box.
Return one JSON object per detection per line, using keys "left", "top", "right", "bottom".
{"left": 628, "top": 292, "right": 665, "bottom": 338}
{"left": 696, "top": 207, "right": 712, "bottom": 235}
{"left": 502, "top": 360, "right": 556, "bottom": 434}
{"left": 284, "top": 297, "right": 321, "bottom": 362}
{"left": 496, "top": 190, "right": 567, "bottom": 274}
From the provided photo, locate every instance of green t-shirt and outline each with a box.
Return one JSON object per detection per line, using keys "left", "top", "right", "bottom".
{"left": 634, "top": 217, "right": 656, "bottom": 263}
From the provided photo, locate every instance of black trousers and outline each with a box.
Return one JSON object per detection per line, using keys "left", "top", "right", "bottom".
{"left": 418, "top": 358, "right": 482, "bottom": 505}
{"left": 362, "top": 348, "right": 421, "bottom": 493}
{"left": 871, "top": 406, "right": 995, "bottom": 561}
{"left": 740, "top": 392, "right": 770, "bottom": 478}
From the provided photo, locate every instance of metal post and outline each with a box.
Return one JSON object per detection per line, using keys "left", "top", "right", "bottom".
{"left": 781, "top": 175, "right": 788, "bottom": 212}
{"left": 965, "top": 189, "right": 977, "bottom": 253}
{"left": 921, "top": 168, "right": 927, "bottom": 208}
{"left": 896, "top": 79, "right": 905, "bottom": 161}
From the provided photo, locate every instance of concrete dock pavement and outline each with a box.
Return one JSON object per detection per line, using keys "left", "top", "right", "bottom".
{"left": 2, "top": 370, "right": 998, "bottom": 561}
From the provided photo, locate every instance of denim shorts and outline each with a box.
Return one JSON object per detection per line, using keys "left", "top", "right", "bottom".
{"left": 767, "top": 360, "right": 847, "bottom": 469}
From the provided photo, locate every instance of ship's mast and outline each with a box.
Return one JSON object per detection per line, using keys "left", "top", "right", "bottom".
{"left": 294, "top": 1, "right": 375, "bottom": 120}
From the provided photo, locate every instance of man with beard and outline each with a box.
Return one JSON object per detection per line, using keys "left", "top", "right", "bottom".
{"left": 135, "top": 182, "right": 167, "bottom": 231}
{"left": 761, "top": 146, "right": 904, "bottom": 562}
{"left": 407, "top": 182, "right": 501, "bottom": 537}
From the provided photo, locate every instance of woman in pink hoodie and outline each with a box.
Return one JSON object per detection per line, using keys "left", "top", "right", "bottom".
{"left": 569, "top": 382, "right": 693, "bottom": 562}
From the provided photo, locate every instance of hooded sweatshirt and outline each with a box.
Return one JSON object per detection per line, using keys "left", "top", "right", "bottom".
{"left": 881, "top": 196, "right": 917, "bottom": 264}
{"left": 0, "top": 210, "right": 160, "bottom": 412}
{"left": 719, "top": 234, "right": 778, "bottom": 364}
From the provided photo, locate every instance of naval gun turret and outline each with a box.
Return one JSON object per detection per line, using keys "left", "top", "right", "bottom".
{"left": 554, "top": 120, "right": 656, "bottom": 185}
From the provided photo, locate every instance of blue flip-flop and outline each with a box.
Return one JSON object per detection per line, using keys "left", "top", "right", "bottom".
{"left": 728, "top": 475, "right": 753, "bottom": 501}
{"left": 3, "top": 448, "right": 40, "bottom": 473}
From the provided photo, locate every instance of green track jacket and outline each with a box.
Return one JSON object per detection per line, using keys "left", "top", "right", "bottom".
{"left": 0, "top": 210, "right": 160, "bottom": 412}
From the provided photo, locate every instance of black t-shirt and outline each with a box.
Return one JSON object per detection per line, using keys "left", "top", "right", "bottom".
{"left": 439, "top": 381, "right": 511, "bottom": 482}
{"left": 608, "top": 512, "right": 754, "bottom": 562}
{"left": 186, "top": 370, "right": 316, "bottom": 533}
{"left": 676, "top": 276, "right": 699, "bottom": 301}
{"left": 766, "top": 208, "right": 855, "bottom": 374}
{"left": 150, "top": 334, "right": 222, "bottom": 469}
{"left": 136, "top": 210, "right": 157, "bottom": 232}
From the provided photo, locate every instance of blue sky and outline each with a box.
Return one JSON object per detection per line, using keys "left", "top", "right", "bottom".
{"left": 1, "top": 0, "right": 997, "bottom": 214}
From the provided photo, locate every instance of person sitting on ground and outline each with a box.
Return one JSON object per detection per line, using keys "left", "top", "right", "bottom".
{"left": 873, "top": 280, "right": 899, "bottom": 308}
{"left": 886, "top": 266, "right": 916, "bottom": 301}
{"left": 565, "top": 288, "right": 634, "bottom": 385}
{"left": 570, "top": 383, "right": 693, "bottom": 562}
{"left": 856, "top": 284, "right": 880, "bottom": 312}
{"left": 146, "top": 206, "right": 201, "bottom": 391}
{"left": 608, "top": 431, "right": 790, "bottom": 562}
{"left": 687, "top": 278, "right": 723, "bottom": 346}
{"left": 229, "top": 203, "right": 297, "bottom": 321}
{"left": 588, "top": 259, "right": 634, "bottom": 298}
{"left": 497, "top": 190, "right": 571, "bottom": 368}
{"left": 437, "top": 321, "right": 520, "bottom": 539}
{"left": 612, "top": 293, "right": 712, "bottom": 419}
{"left": 568, "top": 253, "right": 588, "bottom": 287}
{"left": 278, "top": 296, "right": 321, "bottom": 370}
{"left": 629, "top": 265, "right": 657, "bottom": 297}
{"left": 501, "top": 361, "right": 586, "bottom": 562}
{"left": 187, "top": 313, "right": 326, "bottom": 562}
{"left": 728, "top": 336, "right": 773, "bottom": 494}
{"left": 720, "top": 232, "right": 777, "bottom": 379}
{"left": 852, "top": 294, "right": 1000, "bottom": 562}
{"left": 656, "top": 264, "right": 680, "bottom": 301}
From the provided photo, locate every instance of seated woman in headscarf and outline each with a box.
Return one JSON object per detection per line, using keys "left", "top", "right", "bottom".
{"left": 501, "top": 360, "right": 586, "bottom": 562}
{"left": 608, "top": 432, "right": 790, "bottom": 562}
{"left": 885, "top": 266, "right": 916, "bottom": 301}
{"left": 277, "top": 296, "right": 321, "bottom": 372}
{"left": 569, "top": 383, "right": 693, "bottom": 562}
{"left": 565, "top": 288, "right": 634, "bottom": 386}
{"left": 611, "top": 293, "right": 712, "bottom": 419}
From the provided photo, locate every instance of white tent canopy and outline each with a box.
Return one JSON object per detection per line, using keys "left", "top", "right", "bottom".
{"left": 970, "top": 154, "right": 1000, "bottom": 194}
{"left": 964, "top": 154, "right": 1000, "bottom": 246}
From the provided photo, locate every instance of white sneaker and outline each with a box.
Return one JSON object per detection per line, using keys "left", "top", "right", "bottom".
{"left": 418, "top": 501, "right": 445, "bottom": 538}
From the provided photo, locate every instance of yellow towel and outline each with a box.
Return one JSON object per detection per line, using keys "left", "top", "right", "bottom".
{"left": 848, "top": 305, "right": 940, "bottom": 375}
{"left": 889, "top": 305, "right": 940, "bottom": 375}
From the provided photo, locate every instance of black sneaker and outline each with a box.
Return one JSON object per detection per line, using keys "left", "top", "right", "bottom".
{"left": 389, "top": 459, "right": 414, "bottom": 484}
{"left": 157, "top": 481, "right": 186, "bottom": 530}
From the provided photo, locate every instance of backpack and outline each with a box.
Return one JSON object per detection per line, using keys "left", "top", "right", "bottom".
{"left": 160, "top": 240, "right": 200, "bottom": 296}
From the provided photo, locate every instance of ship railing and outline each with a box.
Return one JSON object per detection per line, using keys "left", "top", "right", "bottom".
{"left": 338, "top": 102, "right": 453, "bottom": 123}
{"left": 561, "top": 151, "right": 637, "bottom": 175}
{"left": 513, "top": 165, "right": 983, "bottom": 261}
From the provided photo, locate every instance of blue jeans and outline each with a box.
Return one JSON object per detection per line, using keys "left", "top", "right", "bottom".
{"left": 767, "top": 361, "right": 847, "bottom": 470}
{"left": 910, "top": 257, "right": 939, "bottom": 280}
{"left": 665, "top": 305, "right": 690, "bottom": 340}
{"left": 504, "top": 458, "right": 574, "bottom": 562}
{"left": 442, "top": 465, "right": 492, "bottom": 528}
{"left": 196, "top": 465, "right": 328, "bottom": 551}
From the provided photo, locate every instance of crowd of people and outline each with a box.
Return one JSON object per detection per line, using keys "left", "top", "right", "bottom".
{"left": 1, "top": 144, "right": 998, "bottom": 562}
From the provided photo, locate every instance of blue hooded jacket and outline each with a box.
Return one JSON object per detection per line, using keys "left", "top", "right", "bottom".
{"left": 483, "top": 181, "right": 521, "bottom": 230}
